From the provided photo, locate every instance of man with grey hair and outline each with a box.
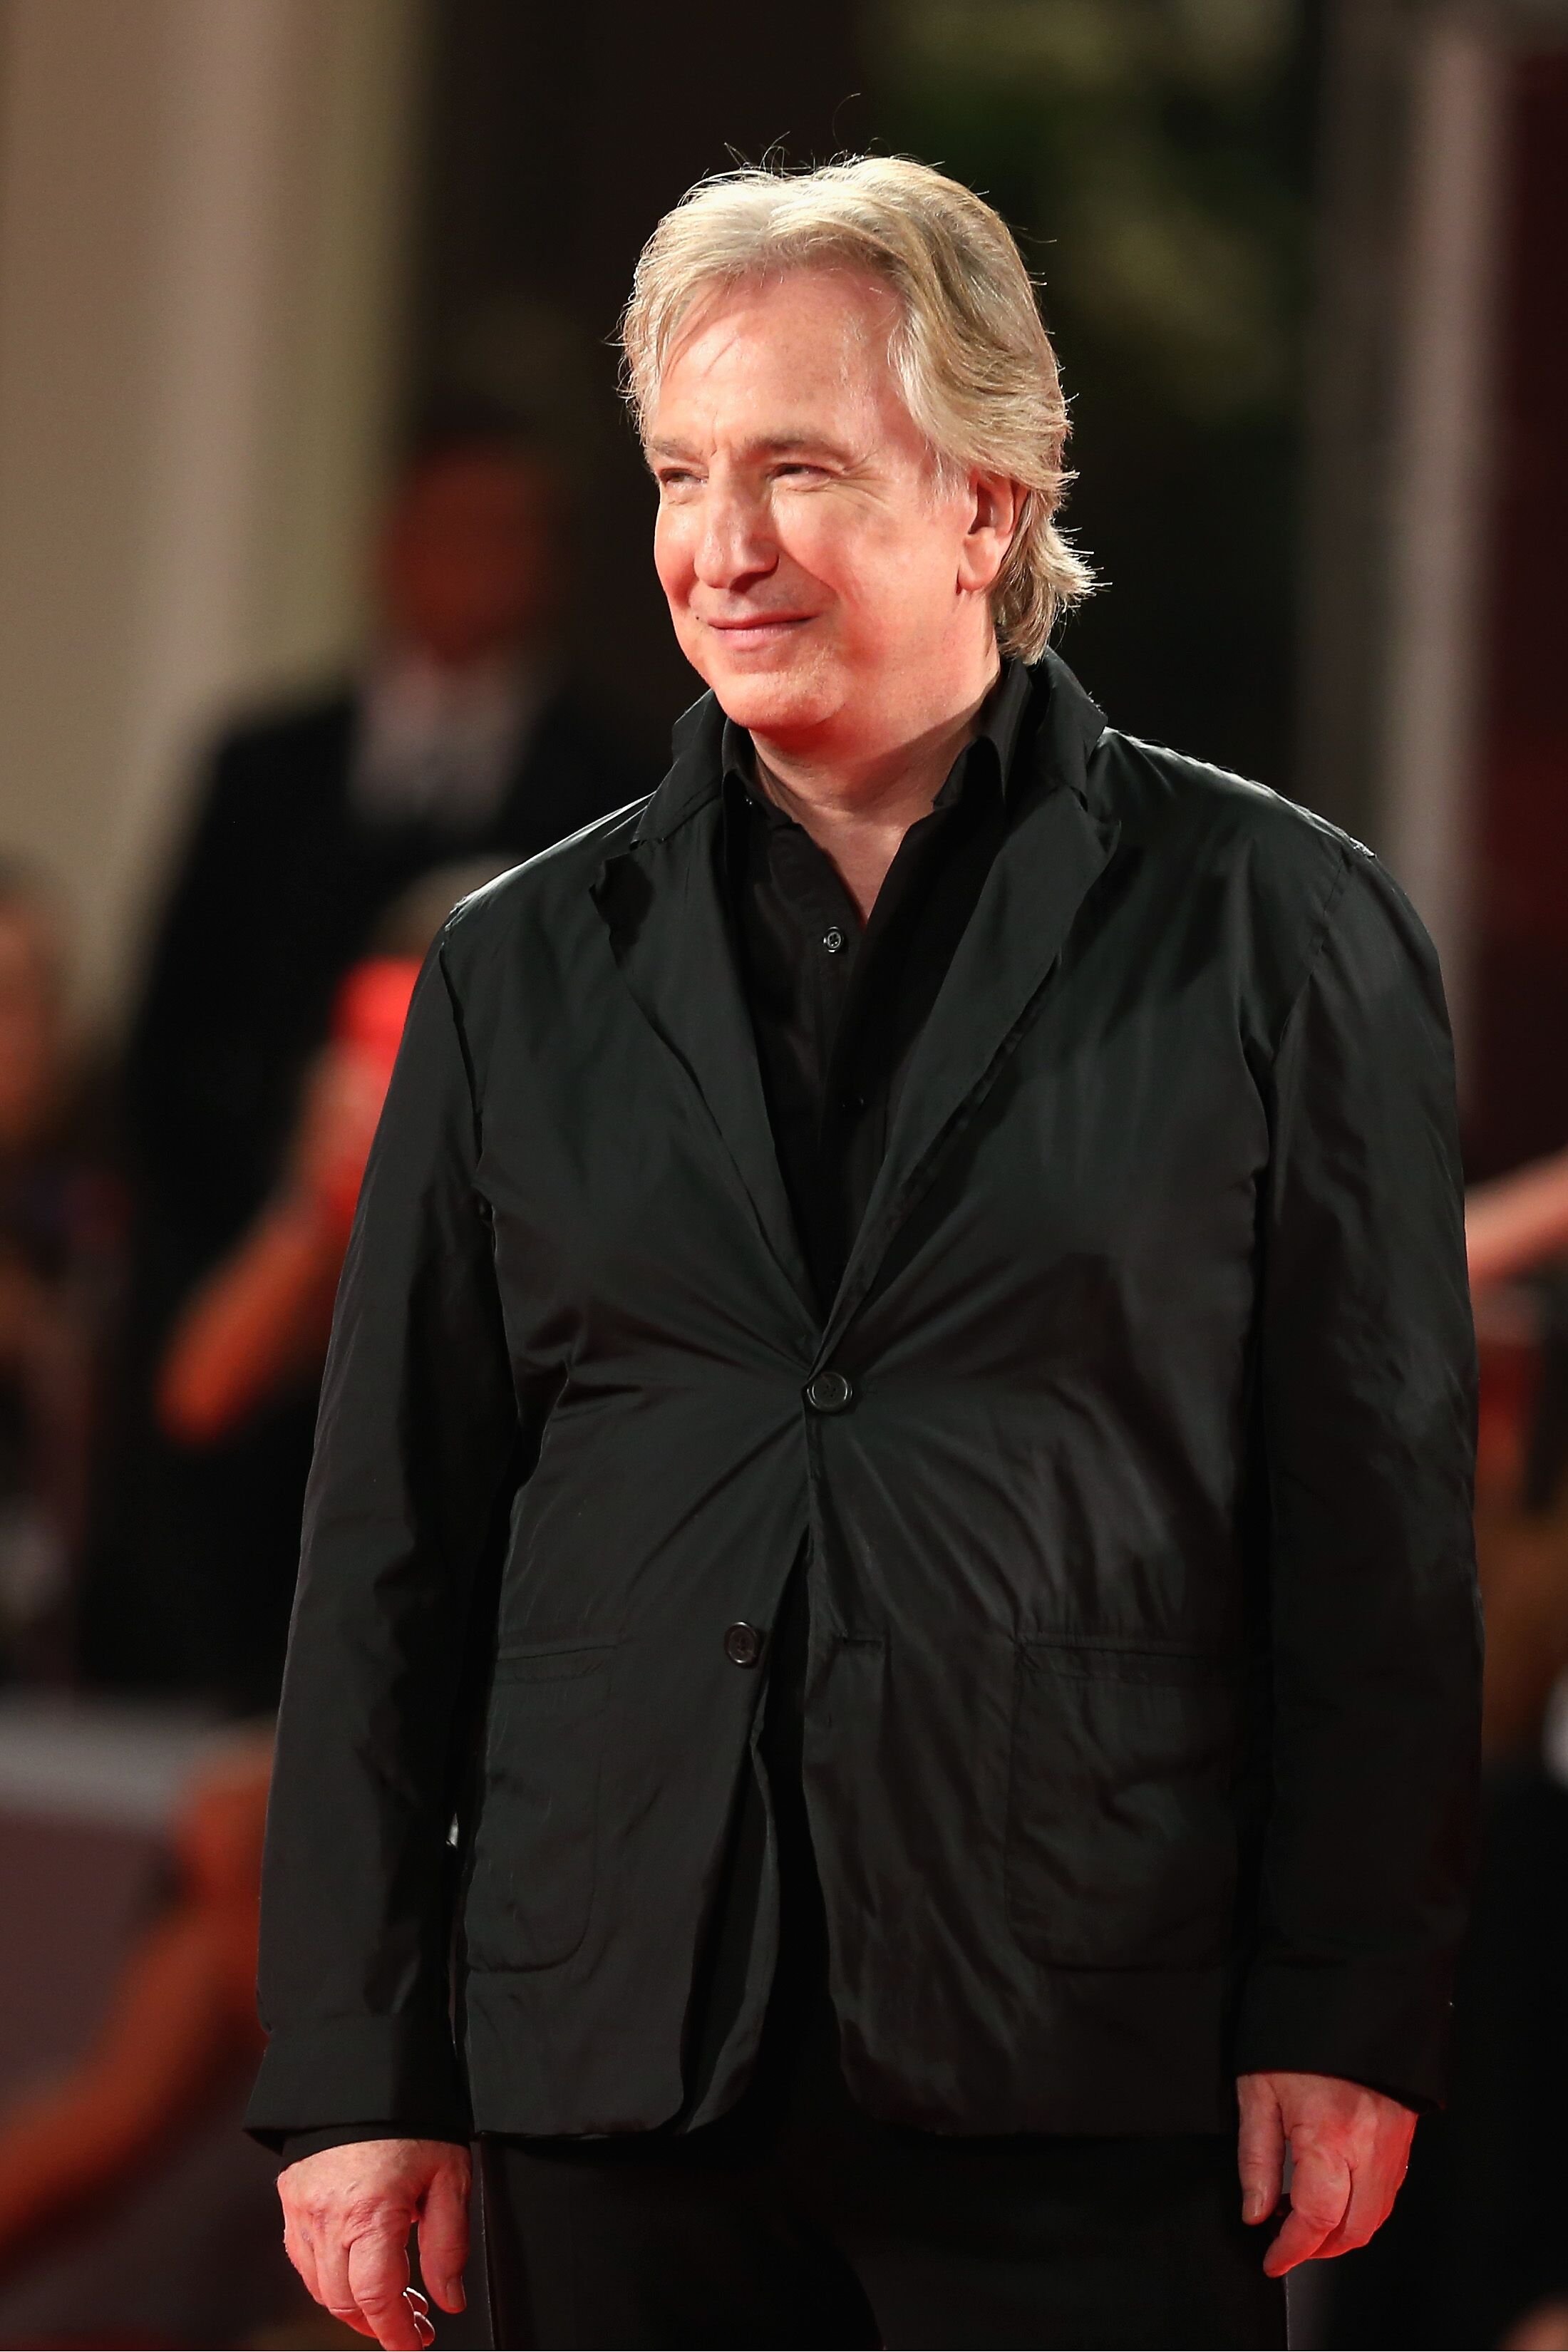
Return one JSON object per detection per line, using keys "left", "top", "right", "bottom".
{"left": 250, "top": 159, "right": 1479, "bottom": 2349}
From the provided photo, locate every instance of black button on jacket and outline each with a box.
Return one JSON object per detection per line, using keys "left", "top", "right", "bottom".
{"left": 249, "top": 652, "right": 1480, "bottom": 2148}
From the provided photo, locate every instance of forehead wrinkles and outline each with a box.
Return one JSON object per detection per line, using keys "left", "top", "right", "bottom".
{"left": 659, "top": 265, "right": 901, "bottom": 412}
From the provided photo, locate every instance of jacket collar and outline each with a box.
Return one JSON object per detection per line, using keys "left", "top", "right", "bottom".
{"left": 594, "top": 651, "right": 1116, "bottom": 1334}
{"left": 820, "top": 651, "right": 1116, "bottom": 1353}
{"left": 631, "top": 694, "right": 728, "bottom": 843}
{"left": 636, "top": 652, "right": 1067, "bottom": 846}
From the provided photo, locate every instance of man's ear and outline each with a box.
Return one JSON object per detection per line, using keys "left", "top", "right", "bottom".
{"left": 957, "top": 470, "right": 1024, "bottom": 595}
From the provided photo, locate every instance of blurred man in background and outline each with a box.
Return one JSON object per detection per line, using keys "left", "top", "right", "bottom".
{"left": 155, "top": 860, "right": 502, "bottom": 1455}
{"left": 83, "top": 409, "right": 649, "bottom": 1712}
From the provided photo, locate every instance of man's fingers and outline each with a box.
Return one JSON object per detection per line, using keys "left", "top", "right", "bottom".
{"left": 347, "top": 2224, "right": 427, "bottom": 2352}
{"left": 1314, "top": 2140, "right": 1410, "bottom": 2258}
{"left": 277, "top": 2145, "right": 457, "bottom": 2343}
{"left": 311, "top": 2223, "right": 372, "bottom": 2338}
{"left": 1264, "top": 2198, "right": 1340, "bottom": 2278}
{"left": 1263, "top": 2147, "right": 1352, "bottom": 2278}
{"left": 1236, "top": 2080, "right": 1285, "bottom": 2224}
{"left": 1244, "top": 2074, "right": 1418, "bottom": 2274}
{"left": 356, "top": 2288, "right": 430, "bottom": 2352}
{"left": 283, "top": 2212, "right": 321, "bottom": 2309}
{"left": 417, "top": 2157, "right": 472, "bottom": 2313}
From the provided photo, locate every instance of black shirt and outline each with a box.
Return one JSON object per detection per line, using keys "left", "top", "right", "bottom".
{"left": 723, "top": 658, "right": 1032, "bottom": 1314}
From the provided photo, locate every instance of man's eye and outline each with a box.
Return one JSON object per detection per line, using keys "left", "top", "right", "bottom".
{"left": 656, "top": 470, "right": 698, "bottom": 490}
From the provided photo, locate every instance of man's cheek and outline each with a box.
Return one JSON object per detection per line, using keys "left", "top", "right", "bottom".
{"left": 651, "top": 514, "right": 689, "bottom": 593}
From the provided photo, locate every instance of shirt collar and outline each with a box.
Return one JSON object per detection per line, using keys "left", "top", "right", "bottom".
{"left": 719, "top": 655, "right": 1034, "bottom": 822}
{"left": 637, "top": 649, "right": 1106, "bottom": 846}
{"left": 351, "top": 649, "right": 543, "bottom": 829}
{"left": 972, "top": 654, "right": 1034, "bottom": 794}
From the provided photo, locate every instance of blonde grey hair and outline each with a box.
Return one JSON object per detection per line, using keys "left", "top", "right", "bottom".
{"left": 619, "top": 155, "right": 1093, "bottom": 661}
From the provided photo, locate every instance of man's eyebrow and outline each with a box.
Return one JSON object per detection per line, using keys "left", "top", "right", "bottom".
{"left": 644, "top": 432, "right": 861, "bottom": 465}
{"left": 747, "top": 432, "right": 859, "bottom": 463}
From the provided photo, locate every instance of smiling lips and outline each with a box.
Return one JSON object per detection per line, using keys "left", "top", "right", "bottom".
{"left": 701, "top": 613, "right": 814, "bottom": 646}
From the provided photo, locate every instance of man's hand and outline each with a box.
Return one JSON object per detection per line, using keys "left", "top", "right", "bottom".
{"left": 279, "top": 2137, "right": 470, "bottom": 2351}
{"left": 1237, "top": 2071, "right": 1415, "bottom": 2276}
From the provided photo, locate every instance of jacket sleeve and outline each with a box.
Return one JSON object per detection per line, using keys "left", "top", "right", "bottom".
{"left": 1233, "top": 848, "right": 1482, "bottom": 2110}
{"left": 247, "top": 936, "right": 525, "bottom": 2142}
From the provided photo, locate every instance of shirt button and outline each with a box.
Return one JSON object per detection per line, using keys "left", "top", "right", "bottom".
{"left": 822, "top": 927, "right": 845, "bottom": 953}
{"left": 723, "top": 1621, "right": 764, "bottom": 1668}
{"left": 805, "top": 1368, "right": 855, "bottom": 1415}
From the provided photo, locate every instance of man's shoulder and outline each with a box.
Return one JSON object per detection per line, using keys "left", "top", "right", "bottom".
{"left": 1090, "top": 728, "right": 1433, "bottom": 1004}
{"left": 1093, "top": 728, "right": 1382, "bottom": 905}
{"left": 438, "top": 798, "right": 651, "bottom": 964}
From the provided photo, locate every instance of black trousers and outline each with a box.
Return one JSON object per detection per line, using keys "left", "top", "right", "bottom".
{"left": 479, "top": 2001, "right": 1286, "bottom": 2351}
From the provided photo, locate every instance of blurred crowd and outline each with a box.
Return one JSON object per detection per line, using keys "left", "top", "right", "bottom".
{"left": 11, "top": 403, "right": 649, "bottom": 1721}
{"left": 108, "top": 408, "right": 651, "bottom": 1718}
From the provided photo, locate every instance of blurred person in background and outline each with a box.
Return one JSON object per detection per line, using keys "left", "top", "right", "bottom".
{"left": 1467, "top": 1153, "right": 1568, "bottom": 1762}
{"left": 0, "top": 862, "right": 118, "bottom": 1684}
{"left": 1468, "top": 1147, "right": 1568, "bottom": 1294}
{"left": 0, "top": 877, "right": 485, "bottom": 2343}
{"left": 83, "top": 411, "right": 650, "bottom": 1713}
{"left": 157, "top": 862, "right": 500, "bottom": 1455}
{"left": 0, "top": 1731, "right": 333, "bottom": 2349}
{"left": 0, "top": 881, "right": 477, "bottom": 2343}
{"left": 1465, "top": 1178, "right": 1568, "bottom": 2352}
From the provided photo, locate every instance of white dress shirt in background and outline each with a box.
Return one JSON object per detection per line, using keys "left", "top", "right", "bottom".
{"left": 349, "top": 651, "right": 544, "bottom": 832}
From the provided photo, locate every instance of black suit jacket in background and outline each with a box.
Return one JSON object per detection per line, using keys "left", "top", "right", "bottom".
{"left": 249, "top": 653, "right": 1481, "bottom": 2141}
{"left": 125, "top": 681, "right": 649, "bottom": 1270}
{"left": 81, "top": 682, "right": 648, "bottom": 1707}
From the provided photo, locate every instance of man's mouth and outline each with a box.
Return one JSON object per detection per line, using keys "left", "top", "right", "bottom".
{"left": 703, "top": 614, "right": 813, "bottom": 640}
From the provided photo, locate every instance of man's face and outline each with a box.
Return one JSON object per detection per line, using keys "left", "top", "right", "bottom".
{"left": 378, "top": 448, "right": 558, "bottom": 669}
{"left": 648, "top": 268, "right": 990, "bottom": 746}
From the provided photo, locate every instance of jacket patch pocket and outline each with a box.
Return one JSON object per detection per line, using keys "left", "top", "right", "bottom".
{"left": 465, "top": 1641, "right": 616, "bottom": 1971}
{"left": 1005, "top": 1638, "right": 1240, "bottom": 1970}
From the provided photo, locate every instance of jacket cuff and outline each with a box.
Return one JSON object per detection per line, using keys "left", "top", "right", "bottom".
{"left": 1234, "top": 1957, "right": 1454, "bottom": 2113}
{"left": 276, "top": 2124, "right": 470, "bottom": 2168}
{"left": 246, "top": 2013, "right": 471, "bottom": 2150}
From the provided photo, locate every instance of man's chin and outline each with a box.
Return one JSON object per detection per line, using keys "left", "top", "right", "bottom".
{"left": 702, "top": 657, "right": 837, "bottom": 738}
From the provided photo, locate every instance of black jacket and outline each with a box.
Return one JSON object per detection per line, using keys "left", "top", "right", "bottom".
{"left": 125, "top": 681, "right": 648, "bottom": 1270}
{"left": 249, "top": 654, "right": 1480, "bottom": 2145}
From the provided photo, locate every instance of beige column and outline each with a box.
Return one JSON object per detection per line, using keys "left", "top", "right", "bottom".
{"left": 0, "top": 0, "right": 425, "bottom": 1016}
{"left": 1379, "top": 12, "right": 1506, "bottom": 1081}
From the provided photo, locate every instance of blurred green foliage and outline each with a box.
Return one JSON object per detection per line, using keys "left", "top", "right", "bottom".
{"left": 872, "top": 0, "right": 1317, "bottom": 785}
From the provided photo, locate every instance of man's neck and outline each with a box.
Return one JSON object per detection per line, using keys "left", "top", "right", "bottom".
{"left": 750, "top": 656, "right": 1001, "bottom": 924}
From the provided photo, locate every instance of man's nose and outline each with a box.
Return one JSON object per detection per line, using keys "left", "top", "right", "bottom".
{"left": 693, "top": 485, "right": 777, "bottom": 592}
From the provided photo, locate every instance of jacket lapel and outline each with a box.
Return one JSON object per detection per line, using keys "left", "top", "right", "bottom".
{"left": 591, "top": 700, "right": 817, "bottom": 1323}
{"left": 819, "top": 656, "right": 1119, "bottom": 1358}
